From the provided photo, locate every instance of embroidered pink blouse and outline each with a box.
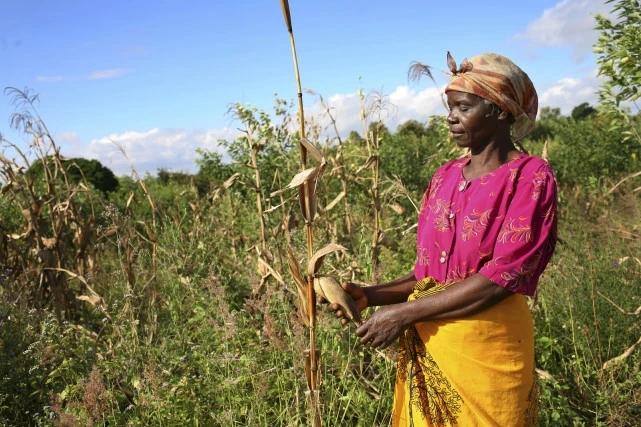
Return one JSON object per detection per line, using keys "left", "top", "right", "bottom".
{"left": 414, "top": 153, "right": 557, "bottom": 296}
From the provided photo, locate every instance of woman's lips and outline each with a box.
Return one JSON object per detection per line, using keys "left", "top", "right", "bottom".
{"left": 449, "top": 130, "right": 466, "bottom": 137}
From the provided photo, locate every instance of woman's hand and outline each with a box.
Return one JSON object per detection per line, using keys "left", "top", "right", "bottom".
{"left": 327, "top": 282, "right": 368, "bottom": 326}
{"left": 355, "top": 304, "right": 408, "bottom": 349}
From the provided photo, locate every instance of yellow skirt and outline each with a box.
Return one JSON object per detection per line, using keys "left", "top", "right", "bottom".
{"left": 391, "top": 278, "right": 537, "bottom": 427}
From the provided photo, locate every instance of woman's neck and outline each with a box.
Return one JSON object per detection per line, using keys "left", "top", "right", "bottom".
{"left": 465, "top": 138, "right": 518, "bottom": 180}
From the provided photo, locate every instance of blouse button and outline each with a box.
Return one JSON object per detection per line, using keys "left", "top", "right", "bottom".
{"left": 448, "top": 212, "right": 455, "bottom": 219}
{"left": 439, "top": 251, "right": 446, "bottom": 264}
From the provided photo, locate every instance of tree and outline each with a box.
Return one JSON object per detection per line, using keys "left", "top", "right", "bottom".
{"left": 28, "top": 157, "right": 118, "bottom": 194}
{"left": 397, "top": 119, "right": 427, "bottom": 138}
{"left": 594, "top": 0, "right": 641, "bottom": 143}
{"left": 346, "top": 130, "right": 364, "bottom": 144}
{"left": 194, "top": 150, "right": 234, "bottom": 196}
{"left": 571, "top": 103, "right": 597, "bottom": 121}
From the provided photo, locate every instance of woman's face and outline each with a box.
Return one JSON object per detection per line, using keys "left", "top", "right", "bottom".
{"left": 446, "top": 91, "right": 498, "bottom": 148}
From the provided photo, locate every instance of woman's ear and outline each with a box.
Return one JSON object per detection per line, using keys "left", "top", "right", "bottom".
{"left": 497, "top": 110, "right": 511, "bottom": 121}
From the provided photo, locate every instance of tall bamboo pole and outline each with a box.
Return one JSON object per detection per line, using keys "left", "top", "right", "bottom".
{"left": 278, "top": 1, "right": 321, "bottom": 425}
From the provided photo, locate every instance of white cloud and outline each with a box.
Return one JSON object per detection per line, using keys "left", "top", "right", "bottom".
{"left": 87, "top": 68, "right": 132, "bottom": 80}
{"left": 539, "top": 72, "right": 601, "bottom": 113}
{"left": 54, "top": 74, "right": 602, "bottom": 177}
{"left": 57, "top": 127, "right": 239, "bottom": 176}
{"left": 518, "top": 0, "right": 611, "bottom": 60}
{"left": 308, "top": 85, "right": 446, "bottom": 138}
{"left": 35, "top": 75, "right": 65, "bottom": 83}
{"left": 34, "top": 68, "right": 133, "bottom": 83}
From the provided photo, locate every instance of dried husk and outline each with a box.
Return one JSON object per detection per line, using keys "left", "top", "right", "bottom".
{"left": 307, "top": 243, "right": 346, "bottom": 276}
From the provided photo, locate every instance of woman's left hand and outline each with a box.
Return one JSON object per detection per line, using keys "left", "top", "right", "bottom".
{"left": 356, "top": 304, "right": 409, "bottom": 349}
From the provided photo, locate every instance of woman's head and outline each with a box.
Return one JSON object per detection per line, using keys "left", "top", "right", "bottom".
{"left": 446, "top": 90, "right": 513, "bottom": 149}
{"left": 444, "top": 52, "right": 538, "bottom": 143}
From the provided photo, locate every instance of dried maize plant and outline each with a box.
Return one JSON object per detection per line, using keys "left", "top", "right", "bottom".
{"left": 105, "top": 144, "right": 162, "bottom": 340}
{"left": 229, "top": 103, "right": 288, "bottom": 291}
{"left": 307, "top": 90, "right": 351, "bottom": 241}
{"left": 208, "top": 172, "right": 241, "bottom": 257}
{"left": 380, "top": 175, "right": 420, "bottom": 241}
{"left": 278, "top": 1, "right": 363, "bottom": 424}
{"left": 358, "top": 90, "right": 392, "bottom": 283}
{"left": 0, "top": 87, "right": 106, "bottom": 319}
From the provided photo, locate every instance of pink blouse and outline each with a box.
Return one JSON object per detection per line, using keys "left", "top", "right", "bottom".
{"left": 414, "top": 153, "right": 557, "bottom": 296}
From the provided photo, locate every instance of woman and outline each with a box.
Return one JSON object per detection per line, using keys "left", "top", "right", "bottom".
{"left": 331, "top": 53, "right": 557, "bottom": 426}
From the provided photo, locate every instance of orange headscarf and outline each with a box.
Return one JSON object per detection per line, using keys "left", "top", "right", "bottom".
{"left": 444, "top": 52, "right": 538, "bottom": 142}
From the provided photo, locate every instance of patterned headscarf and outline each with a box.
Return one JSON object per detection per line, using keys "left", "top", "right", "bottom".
{"left": 444, "top": 52, "right": 538, "bottom": 142}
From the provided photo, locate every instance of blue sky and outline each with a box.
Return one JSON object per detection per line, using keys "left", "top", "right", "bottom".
{"left": 0, "top": 0, "right": 611, "bottom": 174}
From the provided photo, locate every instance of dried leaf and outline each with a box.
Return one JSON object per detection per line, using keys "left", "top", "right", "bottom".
{"left": 287, "top": 167, "right": 319, "bottom": 189}
{"left": 287, "top": 247, "right": 307, "bottom": 294}
{"left": 390, "top": 203, "right": 405, "bottom": 215}
{"left": 126, "top": 192, "right": 135, "bottom": 209}
{"left": 257, "top": 255, "right": 285, "bottom": 285}
{"left": 41, "top": 237, "right": 57, "bottom": 249}
{"left": 1, "top": 180, "right": 13, "bottom": 195}
{"left": 324, "top": 191, "right": 346, "bottom": 212}
{"left": 314, "top": 276, "right": 361, "bottom": 323}
{"left": 307, "top": 243, "right": 346, "bottom": 276}
{"left": 286, "top": 247, "right": 309, "bottom": 324}
{"left": 535, "top": 368, "right": 554, "bottom": 381}
{"left": 298, "top": 181, "right": 317, "bottom": 223}
{"left": 602, "top": 335, "right": 641, "bottom": 370}
{"left": 541, "top": 139, "right": 550, "bottom": 161}
{"left": 300, "top": 138, "right": 324, "bottom": 164}
{"left": 222, "top": 172, "right": 241, "bottom": 189}
{"left": 355, "top": 155, "right": 377, "bottom": 175}
{"left": 77, "top": 294, "right": 102, "bottom": 306}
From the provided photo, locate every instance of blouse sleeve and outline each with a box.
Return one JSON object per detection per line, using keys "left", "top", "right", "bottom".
{"left": 478, "top": 163, "right": 558, "bottom": 296}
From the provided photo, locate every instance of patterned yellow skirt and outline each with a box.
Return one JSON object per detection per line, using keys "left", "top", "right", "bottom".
{"left": 391, "top": 278, "right": 537, "bottom": 426}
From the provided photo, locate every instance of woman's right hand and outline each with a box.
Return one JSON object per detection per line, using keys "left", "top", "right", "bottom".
{"left": 328, "top": 282, "right": 368, "bottom": 326}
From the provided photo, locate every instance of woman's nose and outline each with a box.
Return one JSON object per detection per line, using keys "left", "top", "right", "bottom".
{"left": 447, "top": 110, "right": 457, "bottom": 124}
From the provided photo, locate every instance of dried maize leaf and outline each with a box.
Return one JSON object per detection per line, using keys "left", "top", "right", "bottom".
{"left": 222, "top": 172, "right": 241, "bottom": 189}
{"left": 0, "top": 180, "right": 13, "bottom": 194}
{"left": 307, "top": 243, "right": 346, "bottom": 276}
{"left": 126, "top": 192, "right": 135, "bottom": 209}
{"left": 300, "top": 138, "right": 324, "bottom": 164}
{"left": 264, "top": 197, "right": 289, "bottom": 214}
{"left": 286, "top": 247, "right": 309, "bottom": 324}
{"left": 314, "top": 276, "right": 361, "bottom": 323}
{"left": 303, "top": 349, "right": 312, "bottom": 389}
{"left": 324, "top": 191, "right": 346, "bottom": 212}
{"left": 270, "top": 166, "right": 318, "bottom": 198}
{"left": 355, "top": 155, "right": 377, "bottom": 175}
{"left": 298, "top": 182, "right": 317, "bottom": 223}
{"left": 287, "top": 247, "right": 307, "bottom": 293}
{"left": 257, "top": 255, "right": 285, "bottom": 286}
{"left": 77, "top": 294, "right": 102, "bottom": 307}
{"left": 41, "top": 237, "right": 57, "bottom": 249}
{"left": 602, "top": 335, "right": 641, "bottom": 370}
{"left": 287, "top": 167, "right": 318, "bottom": 189}
{"left": 390, "top": 203, "right": 405, "bottom": 215}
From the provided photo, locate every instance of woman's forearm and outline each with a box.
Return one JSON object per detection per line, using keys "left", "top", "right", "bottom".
{"left": 399, "top": 273, "right": 513, "bottom": 324}
{"left": 363, "top": 271, "right": 417, "bottom": 307}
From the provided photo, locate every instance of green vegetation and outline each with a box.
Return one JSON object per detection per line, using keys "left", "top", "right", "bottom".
{"left": 0, "top": 2, "right": 639, "bottom": 425}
